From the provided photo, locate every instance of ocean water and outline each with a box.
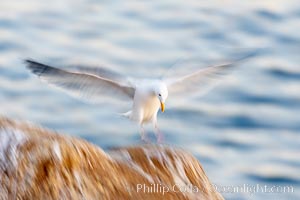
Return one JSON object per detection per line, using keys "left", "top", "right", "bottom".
{"left": 0, "top": 1, "right": 299, "bottom": 199}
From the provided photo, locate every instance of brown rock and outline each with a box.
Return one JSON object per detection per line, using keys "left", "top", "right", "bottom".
{"left": 0, "top": 117, "right": 223, "bottom": 200}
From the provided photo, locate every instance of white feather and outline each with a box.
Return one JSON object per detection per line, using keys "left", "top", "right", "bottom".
{"left": 25, "top": 60, "right": 135, "bottom": 104}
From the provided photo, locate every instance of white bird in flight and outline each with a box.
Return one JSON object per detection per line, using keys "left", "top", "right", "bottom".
{"left": 25, "top": 57, "right": 248, "bottom": 142}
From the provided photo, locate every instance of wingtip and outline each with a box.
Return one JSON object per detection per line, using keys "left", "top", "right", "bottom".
{"left": 24, "top": 59, "right": 63, "bottom": 78}
{"left": 236, "top": 50, "right": 260, "bottom": 63}
{"left": 24, "top": 58, "right": 40, "bottom": 65}
{"left": 24, "top": 59, "right": 50, "bottom": 76}
{"left": 24, "top": 59, "right": 37, "bottom": 70}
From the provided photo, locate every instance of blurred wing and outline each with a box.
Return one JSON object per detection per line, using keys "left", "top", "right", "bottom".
{"left": 25, "top": 60, "right": 135, "bottom": 104}
{"left": 69, "top": 65, "right": 131, "bottom": 87}
{"left": 164, "top": 52, "right": 256, "bottom": 99}
{"left": 164, "top": 61, "right": 236, "bottom": 98}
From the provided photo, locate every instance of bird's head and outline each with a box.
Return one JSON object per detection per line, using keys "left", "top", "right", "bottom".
{"left": 155, "top": 83, "right": 168, "bottom": 113}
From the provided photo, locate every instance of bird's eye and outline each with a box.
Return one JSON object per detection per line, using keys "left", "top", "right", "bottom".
{"left": 158, "top": 94, "right": 161, "bottom": 96}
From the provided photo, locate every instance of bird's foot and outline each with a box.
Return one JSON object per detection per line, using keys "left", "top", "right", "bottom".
{"left": 140, "top": 126, "right": 150, "bottom": 143}
{"left": 155, "top": 131, "right": 164, "bottom": 144}
{"left": 154, "top": 125, "right": 164, "bottom": 143}
{"left": 141, "top": 135, "right": 151, "bottom": 143}
{"left": 157, "top": 134, "right": 164, "bottom": 144}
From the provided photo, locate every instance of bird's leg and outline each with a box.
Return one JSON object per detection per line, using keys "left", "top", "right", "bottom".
{"left": 153, "top": 121, "right": 164, "bottom": 143}
{"left": 140, "top": 125, "right": 150, "bottom": 143}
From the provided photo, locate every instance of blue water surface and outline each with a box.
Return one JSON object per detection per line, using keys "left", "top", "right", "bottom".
{"left": 0, "top": 1, "right": 299, "bottom": 199}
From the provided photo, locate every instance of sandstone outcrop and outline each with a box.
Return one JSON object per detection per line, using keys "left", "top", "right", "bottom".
{"left": 0, "top": 117, "right": 223, "bottom": 200}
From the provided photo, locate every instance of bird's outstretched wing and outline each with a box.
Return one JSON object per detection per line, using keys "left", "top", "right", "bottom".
{"left": 69, "top": 65, "right": 131, "bottom": 87}
{"left": 25, "top": 60, "right": 135, "bottom": 104}
{"left": 164, "top": 61, "right": 235, "bottom": 97}
{"left": 163, "top": 54, "right": 254, "bottom": 100}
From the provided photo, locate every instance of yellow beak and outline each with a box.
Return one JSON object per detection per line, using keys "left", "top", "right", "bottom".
{"left": 160, "top": 102, "right": 165, "bottom": 113}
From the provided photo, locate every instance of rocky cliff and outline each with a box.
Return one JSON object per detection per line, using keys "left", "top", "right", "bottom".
{"left": 0, "top": 117, "right": 223, "bottom": 200}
